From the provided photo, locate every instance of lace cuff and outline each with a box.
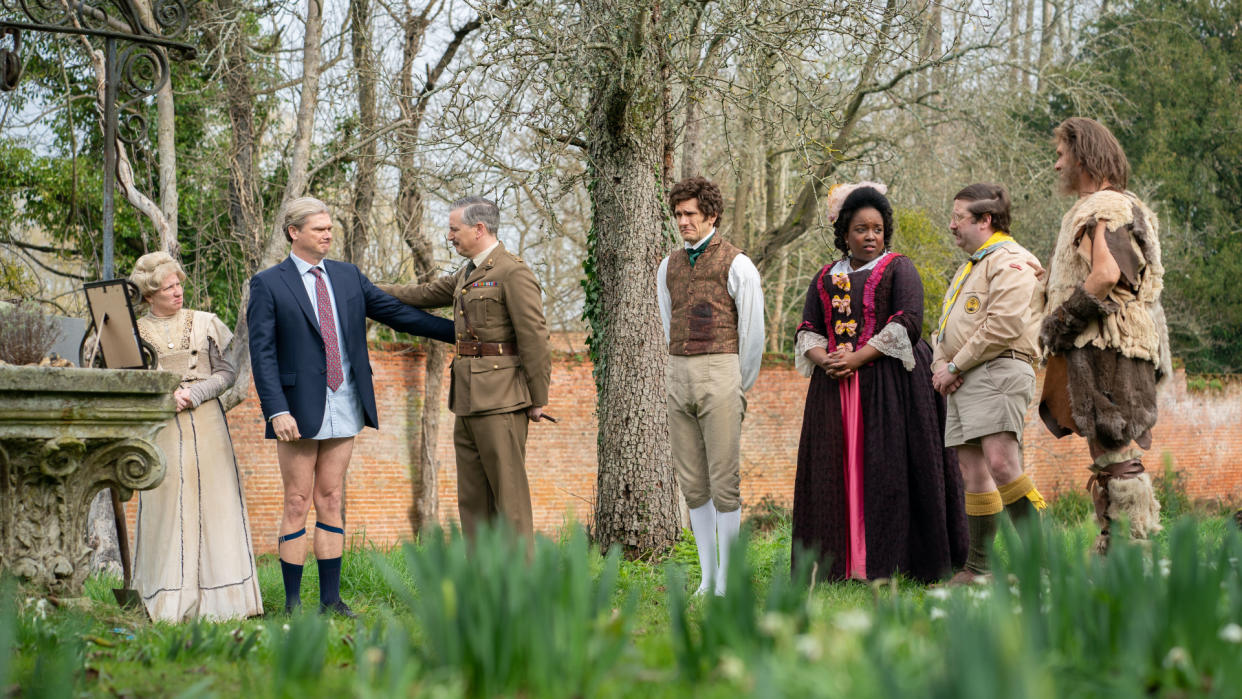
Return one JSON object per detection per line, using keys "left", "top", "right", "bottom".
{"left": 866, "top": 323, "right": 915, "bottom": 372}
{"left": 794, "top": 330, "right": 830, "bottom": 378}
{"left": 186, "top": 337, "right": 236, "bottom": 407}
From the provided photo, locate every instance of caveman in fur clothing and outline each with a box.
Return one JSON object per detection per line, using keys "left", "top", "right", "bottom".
{"left": 1038, "top": 117, "right": 1173, "bottom": 554}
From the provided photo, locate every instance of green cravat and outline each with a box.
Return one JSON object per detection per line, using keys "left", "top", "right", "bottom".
{"left": 687, "top": 234, "right": 713, "bottom": 266}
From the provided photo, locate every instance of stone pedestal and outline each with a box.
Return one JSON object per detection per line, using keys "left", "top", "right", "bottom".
{"left": 0, "top": 365, "right": 180, "bottom": 595}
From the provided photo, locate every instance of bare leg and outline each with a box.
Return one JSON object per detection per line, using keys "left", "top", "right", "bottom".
{"left": 311, "top": 437, "right": 355, "bottom": 560}
{"left": 276, "top": 439, "right": 319, "bottom": 611}
{"left": 277, "top": 439, "right": 320, "bottom": 564}
{"left": 980, "top": 432, "right": 1023, "bottom": 487}
{"left": 956, "top": 444, "right": 996, "bottom": 493}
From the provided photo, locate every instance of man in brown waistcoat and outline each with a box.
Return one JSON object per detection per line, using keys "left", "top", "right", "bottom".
{"left": 380, "top": 196, "right": 551, "bottom": 539}
{"left": 657, "top": 177, "right": 765, "bottom": 596}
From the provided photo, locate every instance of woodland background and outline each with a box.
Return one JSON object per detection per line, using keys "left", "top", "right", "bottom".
{"left": 1, "top": 0, "right": 1238, "bottom": 551}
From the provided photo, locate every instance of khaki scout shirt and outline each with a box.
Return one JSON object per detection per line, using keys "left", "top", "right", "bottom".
{"left": 932, "top": 241, "right": 1043, "bottom": 374}
{"left": 379, "top": 241, "right": 551, "bottom": 417}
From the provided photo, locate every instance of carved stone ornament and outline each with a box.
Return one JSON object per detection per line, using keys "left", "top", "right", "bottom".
{"left": 0, "top": 365, "right": 179, "bottom": 595}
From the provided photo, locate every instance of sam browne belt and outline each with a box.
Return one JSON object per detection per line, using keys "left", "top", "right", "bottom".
{"left": 456, "top": 341, "right": 518, "bottom": 357}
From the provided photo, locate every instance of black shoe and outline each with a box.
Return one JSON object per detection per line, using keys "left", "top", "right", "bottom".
{"left": 319, "top": 599, "right": 357, "bottom": 619}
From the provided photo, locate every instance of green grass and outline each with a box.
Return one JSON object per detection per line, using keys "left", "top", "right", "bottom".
{"left": 5, "top": 512, "right": 1242, "bottom": 698}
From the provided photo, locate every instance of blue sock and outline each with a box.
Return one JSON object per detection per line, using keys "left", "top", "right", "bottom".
{"left": 280, "top": 559, "right": 303, "bottom": 609}
{"left": 318, "top": 557, "right": 342, "bottom": 607}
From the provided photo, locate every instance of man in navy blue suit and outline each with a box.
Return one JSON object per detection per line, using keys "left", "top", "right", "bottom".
{"left": 247, "top": 196, "right": 453, "bottom": 616}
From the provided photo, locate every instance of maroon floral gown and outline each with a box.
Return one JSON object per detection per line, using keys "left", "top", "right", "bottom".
{"left": 791, "top": 253, "right": 967, "bottom": 583}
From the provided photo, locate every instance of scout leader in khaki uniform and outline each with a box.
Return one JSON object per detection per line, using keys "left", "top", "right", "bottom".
{"left": 930, "top": 183, "right": 1047, "bottom": 585}
{"left": 379, "top": 196, "right": 551, "bottom": 539}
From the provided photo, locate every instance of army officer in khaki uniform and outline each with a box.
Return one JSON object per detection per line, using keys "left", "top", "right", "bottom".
{"left": 380, "top": 196, "right": 551, "bottom": 538}
{"left": 930, "top": 183, "right": 1046, "bottom": 585}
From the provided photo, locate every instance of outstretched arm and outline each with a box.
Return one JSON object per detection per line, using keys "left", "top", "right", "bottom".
{"left": 376, "top": 273, "right": 457, "bottom": 309}
{"left": 362, "top": 273, "right": 455, "bottom": 343}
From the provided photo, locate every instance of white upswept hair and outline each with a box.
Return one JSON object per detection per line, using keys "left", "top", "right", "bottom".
{"left": 129, "top": 251, "right": 185, "bottom": 299}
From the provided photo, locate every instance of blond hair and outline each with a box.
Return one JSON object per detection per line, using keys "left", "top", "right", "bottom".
{"left": 281, "top": 196, "right": 330, "bottom": 242}
{"left": 129, "top": 251, "right": 185, "bottom": 300}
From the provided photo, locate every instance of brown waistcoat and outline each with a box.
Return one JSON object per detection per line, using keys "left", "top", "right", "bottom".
{"left": 667, "top": 235, "right": 741, "bottom": 355}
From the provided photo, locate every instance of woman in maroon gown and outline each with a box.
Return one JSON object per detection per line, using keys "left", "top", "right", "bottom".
{"left": 791, "top": 184, "right": 967, "bottom": 583}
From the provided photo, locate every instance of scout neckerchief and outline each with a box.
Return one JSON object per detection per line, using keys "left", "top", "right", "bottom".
{"left": 936, "top": 231, "right": 1015, "bottom": 341}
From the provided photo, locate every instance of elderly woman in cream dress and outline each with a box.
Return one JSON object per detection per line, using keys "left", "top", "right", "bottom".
{"left": 129, "top": 252, "right": 262, "bottom": 621}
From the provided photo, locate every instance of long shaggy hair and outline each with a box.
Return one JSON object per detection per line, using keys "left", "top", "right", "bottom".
{"left": 1054, "top": 117, "right": 1130, "bottom": 192}
{"left": 832, "top": 186, "right": 894, "bottom": 255}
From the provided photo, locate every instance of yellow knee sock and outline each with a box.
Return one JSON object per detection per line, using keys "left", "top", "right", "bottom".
{"left": 998, "top": 473, "right": 1047, "bottom": 510}
{"left": 965, "top": 490, "right": 1004, "bottom": 516}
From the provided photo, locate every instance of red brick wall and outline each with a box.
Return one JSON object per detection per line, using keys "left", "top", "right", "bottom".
{"left": 126, "top": 349, "right": 1242, "bottom": 554}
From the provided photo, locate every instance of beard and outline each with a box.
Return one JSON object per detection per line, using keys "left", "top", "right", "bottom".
{"left": 1057, "top": 159, "right": 1082, "bottom": 196}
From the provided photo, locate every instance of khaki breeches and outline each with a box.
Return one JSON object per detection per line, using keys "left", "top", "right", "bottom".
{"left": 666, "top": 353, "right": 745, "bottom": 512}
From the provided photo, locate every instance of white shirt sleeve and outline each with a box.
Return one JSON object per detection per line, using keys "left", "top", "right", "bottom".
{"left": 728, "top": 254, "right": 765, "bottom": 392}
{"left": 656, "top": 256, "right": 671, "bottom": 345}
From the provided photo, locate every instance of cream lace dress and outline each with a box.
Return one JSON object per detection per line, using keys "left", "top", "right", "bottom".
{"left": 131, "top": 309, "right": 263, "bottom": 621}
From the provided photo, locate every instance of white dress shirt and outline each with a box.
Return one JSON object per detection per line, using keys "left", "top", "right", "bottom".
{"left": 277, "top": 252, "right": 364, "bottom": 439}
{"left": 656, "top": 230, "right": 766, "bottom": 391}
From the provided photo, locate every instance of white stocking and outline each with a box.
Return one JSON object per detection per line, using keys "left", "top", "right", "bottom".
{"left": 715, "top": 506, "right": 741, "bottom": 596}
{"left": 688, "top": 501, "right": 717, "bottom": 596}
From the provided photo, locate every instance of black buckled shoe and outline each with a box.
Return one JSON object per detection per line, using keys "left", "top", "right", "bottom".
{"left": 319, "top": 599, "right": 357, "bottom": 619}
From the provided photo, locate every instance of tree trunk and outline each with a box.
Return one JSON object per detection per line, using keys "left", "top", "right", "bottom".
{"left": 261, "top": 0, "right": 324, "bottom": 270}
{"left": 764, "top": 149, "right": 787, "bottom": 352}
{"left": 584, "top": 0, "right": 679, "bottom": 554}
{"left": 1023, "top": 0, "right": 1034, "bottom": 90}
{"left": 1038, "top": 0, "right": 1053, "bottom": 91}
{"left": 344, "top": 0, "right": 378, "bottom": 265}
{"left": 202, "top": 0, "right": 267, "bottom": 412}
{"left": 681, "top": 92, "right": 701, "bottom": 180}
{"left": 918, "top": 1, "right": 942, "bottom": 93}
{"left": 391, "top": 4, "right": 496, "bottom": 534}
{"left": 1009, "top": 0, "right": 1021, "bottom": 89}
{"left": 412, "top": 343, "right": 447, "bottom": 531}
{"left": 396, "top": 6, "right": 438, "bottom": 532}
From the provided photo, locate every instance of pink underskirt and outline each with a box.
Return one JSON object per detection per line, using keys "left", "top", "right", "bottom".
{"left": 839, "top": 372, "right": 866, "bottom": 579}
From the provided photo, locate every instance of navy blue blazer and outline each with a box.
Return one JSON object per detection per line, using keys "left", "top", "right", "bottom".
{"left": 247, "top": 257, "right": 454, "bottom": 439}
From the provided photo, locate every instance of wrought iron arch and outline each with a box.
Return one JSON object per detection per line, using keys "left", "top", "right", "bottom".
{"left": 1, "top": 0, "right": 197, "bottom": 279}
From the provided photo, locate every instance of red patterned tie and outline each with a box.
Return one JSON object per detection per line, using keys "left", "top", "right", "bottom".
{"left": 309, "top": 268, "right": 344, "bottom": 391}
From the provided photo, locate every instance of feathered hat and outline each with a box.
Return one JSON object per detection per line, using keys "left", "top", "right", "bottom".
{"left": 826, "top": 181, "right": 889, "bottom": 224}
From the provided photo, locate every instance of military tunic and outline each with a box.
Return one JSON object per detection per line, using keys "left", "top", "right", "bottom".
{"left": 380, "top": 241, "right": 551, "bottom": 537}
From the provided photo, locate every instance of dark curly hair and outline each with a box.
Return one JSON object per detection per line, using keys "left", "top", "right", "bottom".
{"left": 833, "top": 186, "right": 894, "bottom": 255}
{"left": 669, "top": 176, "right": 725, "bottom": 229}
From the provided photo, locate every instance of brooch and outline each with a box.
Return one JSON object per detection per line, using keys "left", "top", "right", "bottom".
{"left": 831, "top": 273, "right": 851, "bottom": 291}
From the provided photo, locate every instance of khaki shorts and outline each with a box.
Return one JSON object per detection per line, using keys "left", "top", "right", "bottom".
{"left": 945, "top": 357, "right": 1036, "bottom": 447}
